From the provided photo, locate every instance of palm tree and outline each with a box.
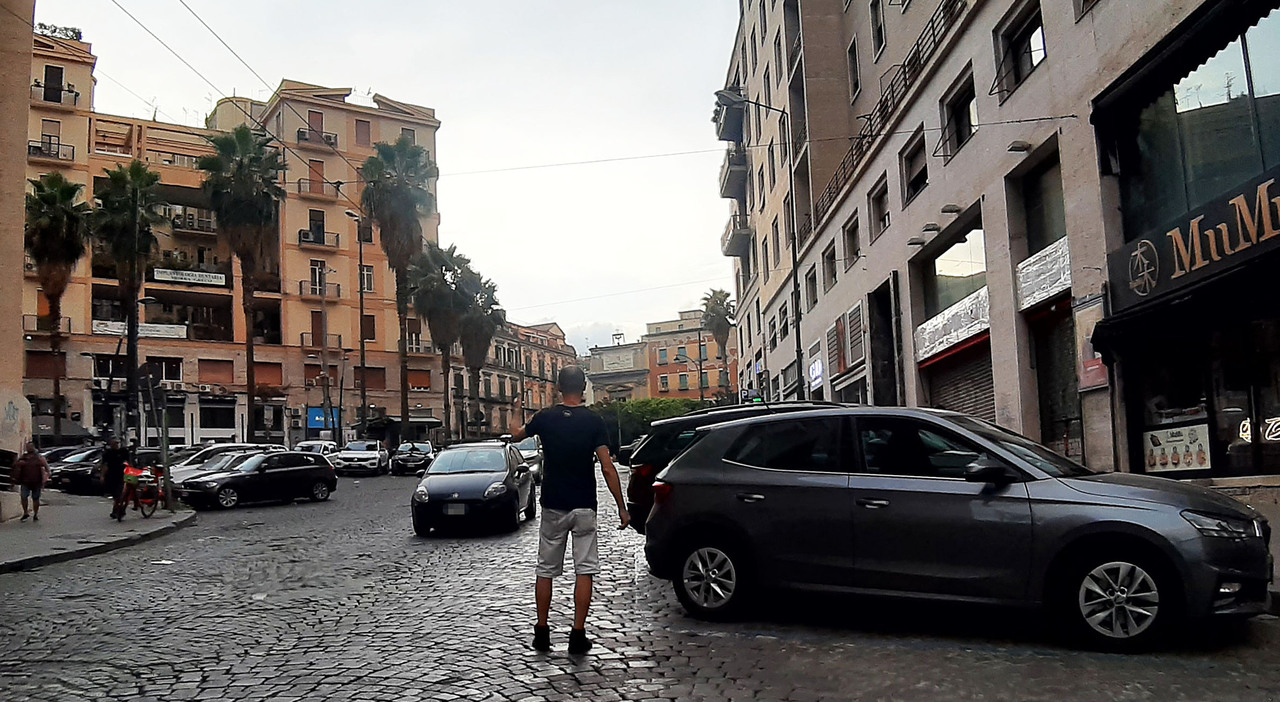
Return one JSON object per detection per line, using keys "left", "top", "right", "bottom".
{"left": 25, "top": 172, "right": 91, "bottom": 442}
{"left": 408, "top": 242, "right": 471, "bottom": 442}
{"left": 458, "top": 269, "right": 505, "bottom": 439}
{"left": 199, "top": 125, "right": 286, "bottom": 441}
{"left": 93, "top": 160, "right": 165, "bottom": 432}
{"left": 701, "top": 289, "right": 736, "bottom": 402}
{"left": 361, "top": 135, "right": 438, "bottom": 439}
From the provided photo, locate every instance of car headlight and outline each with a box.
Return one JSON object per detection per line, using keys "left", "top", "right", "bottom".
{"left": 483, "top": 482, "right": 507, "bottom": 499}
{"left": 413, "top": 485, "right": 429, "bottom": 503}
{"left": 1183, "top": 510, "right": 1260, "bottom": 538}
{"left": 199, "top": 480, "right": 220, "bottom": 489}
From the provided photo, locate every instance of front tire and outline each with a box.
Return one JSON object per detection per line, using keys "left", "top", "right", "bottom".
{"left": 412, "top": 506, "right": 432, "bottom": 537}
{"left": 216, "top": 487, "right": 239, "bottom": 509}
{"left": 309, "top": 482, "right": 331, "bottom": 502}
{"left": 1058, "top": 551, "right": 1179, "bottom": 651}
{"left": 673, "top": 542, "right": 751, "bottom": 621}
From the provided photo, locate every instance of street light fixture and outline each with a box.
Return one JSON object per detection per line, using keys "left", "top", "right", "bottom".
{"left": 714, "top": 87, "right": 806, "bottom": 400}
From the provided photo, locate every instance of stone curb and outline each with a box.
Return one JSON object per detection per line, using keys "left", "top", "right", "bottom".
{"left": 0, "top": 511, "right": 196, "bottom": 575}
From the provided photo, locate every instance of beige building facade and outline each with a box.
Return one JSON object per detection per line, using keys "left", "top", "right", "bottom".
{"left": 642, "top": 310, "right": 739, "bottom": 401}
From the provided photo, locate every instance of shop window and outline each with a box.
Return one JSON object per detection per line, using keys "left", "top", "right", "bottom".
{"left": 901, "top": 129, "right": 929, "bottom": 204}
{"left": 923, "top": 223, "right": 986, "bottom": 317}
{"left": 199, "top": 406, "right": 236, "bottom": 428}
{"left": 1023, "top": 155, "right": 1067, "bottom": 255}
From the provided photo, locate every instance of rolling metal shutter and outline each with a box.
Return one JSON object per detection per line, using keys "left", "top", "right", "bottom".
{"left": 924, "top": 341, "right": 995, "bottom": 422}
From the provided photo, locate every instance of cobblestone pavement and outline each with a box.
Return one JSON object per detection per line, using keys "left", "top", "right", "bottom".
{"left": 3, "top": 474, "right": 1280, "bottom": 701}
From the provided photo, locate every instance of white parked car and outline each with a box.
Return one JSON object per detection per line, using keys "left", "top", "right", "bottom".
{"left": 172, "top": 443, "right": 286, "bottom": 469}
{"left": 331, "top": 440, "right": 389, "bottom": 476}
{"left": 295, "top": 440, "right": 339, "bottom": 455}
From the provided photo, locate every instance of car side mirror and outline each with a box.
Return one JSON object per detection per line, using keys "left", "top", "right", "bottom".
{"left": 500, "top": 434, "right": 513, "bottom": 443}
{"left": 415, "top": 469, "right": 426, "bottom": 478}
{"left": 965, "top": 457, "right": 1012, "bottom": 483}
{"left": 517, "top": 463, "right": 531, "bottom": 473}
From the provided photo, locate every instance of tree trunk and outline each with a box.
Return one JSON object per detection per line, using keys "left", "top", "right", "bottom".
{"left": 468, "top": 367, "right": 481, "bottom": 440}
{"left": 440, "top": 350, "right": 452, "bottom": 443}
{"left": 48, "top": 292, "right": 63, "bottom": 443}
{"left": 125, "top": 277, "right": 140, "bottom": 438}
{"left": 241, "top": 257, "right": 257, "bottom": 442}
{"left": 719, "top": 350, "right": 729, "bottom": 403}
{"left": 396, "top": 268, "right": 410, "bottom": 443}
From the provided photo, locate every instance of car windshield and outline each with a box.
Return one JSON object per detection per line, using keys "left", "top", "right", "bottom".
{"left": 428, "top": 449, "right": 507, "bottom": 474}
{"left": 950, "top": 416, "right": 1094, "bottom": 478}
{"left": 398, "top": 443, "right": 432, "bottom": 452}
{"left": 235, "top": 455, "right": 268, "bottom": 473}
{"left": 60, "top": 449, "right": 98, "bottom": 463}
{"left": 345, "top": 442, "right": 378, "bottom": 452}
{"left": 197, "top": 453, "right": 239, "bottom": 472}
{"left": 515, "top": 437, "right": 539, "bottom": 451}
{"left": 297, "top": 443, "right": 325, "bottom": 453}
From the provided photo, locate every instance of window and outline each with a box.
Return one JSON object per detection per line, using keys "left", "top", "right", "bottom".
{"left": 146, "top": 356, "right": 183, "bottom": 381}
{"left": 858, "top": 417, "right": 989, "bottom": 479}
{"left": 805, "top": 265, "right": 818, "bottom": 310}
{"left": 358, "top": 222, "right": 373, "bottom": 243}
{"left": 774, "top": 34, "right": 784, "bottom": 75}
{"left": 870, "top": 0, "right": 887, "bottom": 56}
{"left": 720, "top": 369, "right": 730, "bottom": 386}
{"left": 901, "top": 129, "right": 929, "bottom": 204}
{"left": 757, "top": 165, "right": 766, "bottom": 210}
{"left": 822, "top": 242, "right": 838, "bottom": 291}
{"left": 768, "top": 318, "right": 778, "bottom": 350}
{"left": 943, "top": 75, "right": 978, "bottom": 157}
{"left": 360, "top": 265, "right": 374, "bottom": 293}
{"left": 701, "top": 371, "right": 710, "bottom": 388}
{"left": 1023, "top": 155, "right": 1066, "bottom": 255}
{"left": 762, "top": 238, "right": 770, "bottom": 282}
{"left": 199, "top": 406, "right": 236, "bottom": 429}
{"left": 309, "top": 259, "right": 326, "bottom": 289}
{"left": 759, "top": 0, "right": 767, "bottom": 34}
{"left": 998, "top": 6, "right": 1046, "bottom": 95}
{"left": 869, "top": 176, "right": 890, "bottom": 240}
{"left": 768, "top": 140, "right": 776, "bottom": 188}
{"left": 400, "top": 127, "right": 416, "bottom": 144}
{"left": 40, "top": 119, "right": 60, "bottom": 142}
{"left": 923, "top": 223, "right": 986, "bottom": 317}
{"left": 783, "top": 194, "right": 794, "bottom": 244}
{"left": 677, "top": 346, "right": 687, "bottom": 360}
{"left": 308, "top": 209, "right": 325, "bottom": 236}
{"left": 362, "top": 314, "right": 376, "bottom": 341}
{"left": 699, "top": 342, "right": 708, "bottom": 360}
{"left": 679, "top": 373, "right": 690, "bottom": 390}
{"left": 42, "top": 64, "right": 64, "bottom": 98}
{"left": 763, "top": 68, "right": 772, "bottom": 108}
{"left": 751, "top": 30, "right": 758, "bottom": 71}
{"left": 847, "top": 37, "right": 861, "bottom": 99}
{"left": 660, "top": 375, "right": 669, "bottom": 392}
{"left": 658, "top": 347, "right": 668, "bottom": 365}
{"left": 842, "top": 213, "right": 861, "bottom": 269}
{"left": 355, "top": 119, "right": 371, "bottom": 147}
{"left": 779, "top": 303, "right": 789, "bottom": 339}
{"left": 771, "top": 217, "right": 781, "bottom": 261}
{"left": 725, "top": 417, "right": 843, "bottom": 472}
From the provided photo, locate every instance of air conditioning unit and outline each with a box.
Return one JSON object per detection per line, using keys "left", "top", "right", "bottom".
{"left": 290, "top": 418, "right": 302, "bottom": 429}
{"left": 305, "top": 378, "right": 317, "bottom": 387}
{"left": 24, "top": 259, "right": 36, "bottom": 273}
{"left": 300, "top": 229, "right": 319, "bottom": 244}
{"left": 289, "top": 407, "right": 303, "bottom": 418}
{"left": 198, "top": 384, "right": 213, "bottom": 393}
{"left": 322, "top": 133, "right": 338, "bottom": 147}
{"left": 159, "top": 380, "right": 181, "bottom": 391}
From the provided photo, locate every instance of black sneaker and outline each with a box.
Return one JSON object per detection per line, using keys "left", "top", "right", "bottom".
{"left": 568, "top": 628, "right": 592, "bottom": 655}
{"left": 532, "top": 625, "right": 551, "bottom": 652}
{"left": 19, "top": 515, "right": 27, "bottom": 522}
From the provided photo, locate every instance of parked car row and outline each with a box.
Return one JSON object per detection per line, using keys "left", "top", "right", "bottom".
{"left": 632, "top": 403, "right": 1272, "bottom": 650}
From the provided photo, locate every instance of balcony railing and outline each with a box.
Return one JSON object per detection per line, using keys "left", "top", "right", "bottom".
{"left": 298, "top": 229, "right": 340, "bottom": 248}
{"left": 721, "top": 211, "right": 752, "bottom": 258}
{"left": 297, "top": 128, "right": 338, "bottom": 148}
{"left": 812, "top": 0, "right": 969, "bottom": 226}
{"left": 295, "top": 179, "right": 339, "bottom": 198}
{"left": 299, "top": 280, "right": 342, "bottom": 299}
{"left": 719, "top": 144, "right": 749, "bottom": 200}
{"left": 789, "top": 32, "right": 803, "bottom": 72}
{"left": 791, "top": 118, "right": 809, "bottom": 157}
{"left": 145, "top": 150, "right": 202, "bottom": 169}
{"left": 171, "top": 213, "right": 217, "bottom": 235}
{"left": 300, "top": 332, "right": 343, "bottom": 348}
{"left": 28, "top": 140, "right": 74, "bottom": 161}
{"left": 23, "top": 314, "right": 71, "bottom": 335}
{"left": 31, "top": 83, "right": 78, "bottom": 107}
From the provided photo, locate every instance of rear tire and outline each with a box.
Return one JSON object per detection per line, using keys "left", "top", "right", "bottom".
{"left": 672, "top": 541, "right": 751, "bottom": 621}
{"left": 216, "top": 487, "right": 239, "bottom": 509}
{"left": 1055, "top": 549, "right": 1180, "bottom": 651}
{"left": 309, "top": 482, "right": 331, "bottom": 502}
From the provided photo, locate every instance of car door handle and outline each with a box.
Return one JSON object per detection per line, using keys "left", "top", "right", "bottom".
{"left": 736, "top": 493, "right": 765, "bottom": 503}
{"left": 856, "top": 498, "right": 890, "bottom": 509}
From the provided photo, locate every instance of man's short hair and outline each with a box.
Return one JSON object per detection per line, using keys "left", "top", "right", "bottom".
{"left": 558, "top": 365, "right": 587, "bottom": 395}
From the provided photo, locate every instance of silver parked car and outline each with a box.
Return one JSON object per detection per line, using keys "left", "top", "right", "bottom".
{"left": 644, "top": 407, "right": 1271, "bottom": 650}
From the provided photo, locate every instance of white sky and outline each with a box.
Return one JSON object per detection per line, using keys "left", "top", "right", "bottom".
{"left": 33, "top": 0, "right": 740, "bottom": 355}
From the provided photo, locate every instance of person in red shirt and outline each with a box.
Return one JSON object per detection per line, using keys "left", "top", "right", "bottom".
{"left": 11, "top": 442, "right": 49, "bottom": 522}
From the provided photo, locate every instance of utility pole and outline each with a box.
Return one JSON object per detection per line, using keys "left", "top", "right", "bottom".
{"left": 318, "top": 267, "right": 336, "bottom": 438}
{"left": 346, "top": 210, "right": 369, "bottom": 437}
{"left": 125, "top": 186, "right": 141, "bottom": 440}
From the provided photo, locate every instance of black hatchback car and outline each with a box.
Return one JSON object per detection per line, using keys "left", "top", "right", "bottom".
{"left": 410, "top": 441, "right": 536, "bottom": 535}
{"left": 644, "top": 407, "right": 1272, "bottom": 650}
{"left": 176, "top": 451, "right": 337, "bottom": 509}
{"left": 626, "top": 401, "right": 840, "bottom": 533}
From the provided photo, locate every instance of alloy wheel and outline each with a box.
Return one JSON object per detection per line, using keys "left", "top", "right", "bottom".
{"left": 1078, "top": 561, "right": 1160, "bottom": 639}
{"left": 682, "top": 547, "right": 737, "bottom": 610}
{"left": 312, "top": 482, "right": 330, "bottom": 500}
{"left": 217, "top": 488, "right": 239, "bottom": 509}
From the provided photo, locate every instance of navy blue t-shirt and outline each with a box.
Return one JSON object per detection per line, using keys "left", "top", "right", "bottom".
{"left": 525, "top": 404, "right": 608, "bottom": 511}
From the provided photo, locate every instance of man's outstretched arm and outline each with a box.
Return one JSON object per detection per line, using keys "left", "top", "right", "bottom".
{"left": 596, "top": 446, "right": 630, "bottom": 529}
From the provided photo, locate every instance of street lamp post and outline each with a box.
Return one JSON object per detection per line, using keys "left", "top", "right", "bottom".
{"left": 715, "top": 88, "right": 805, "bottom": 401}
{"left": 345, "top": 210, "right": 369, "bottom": 436}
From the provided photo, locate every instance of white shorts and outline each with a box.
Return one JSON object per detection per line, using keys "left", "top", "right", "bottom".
{"left": 536, "top": 508, "right": 599, "bottom": 578}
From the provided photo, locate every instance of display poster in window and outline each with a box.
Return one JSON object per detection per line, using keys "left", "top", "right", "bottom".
{"left": 1074, "top": 297, "right": 1109, "bottom": 391}
{"left": 1142, "top": 423, "right": 1210, "bottom": 472}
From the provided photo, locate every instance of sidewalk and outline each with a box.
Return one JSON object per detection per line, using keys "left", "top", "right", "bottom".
{"left": 0, "top": 490, "right": 195, "bottom": 574}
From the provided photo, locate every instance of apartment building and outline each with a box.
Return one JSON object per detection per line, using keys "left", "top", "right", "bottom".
{"left": 718, "top": 0, "right": 1280, "bottom": 486}
{"left": 475, "top": 321, "right": 578, "bottom": 434}
{"left": 644, "top": 310, "right": 739, "bottom": 400}
{"left": 586, "top": 341, "right": 650, "bottom": 403}
{"left": 22, "top": 27, "right": 443, "bottom": 446}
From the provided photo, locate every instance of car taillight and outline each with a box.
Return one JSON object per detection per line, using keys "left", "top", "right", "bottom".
{"left": 633, "top": 464, "right": 654, "bottom": 479}
{"left": 652, "top": 481, "right": 673, "bottom": 505}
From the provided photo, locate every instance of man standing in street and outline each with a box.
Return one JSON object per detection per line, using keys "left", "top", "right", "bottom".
{"left": 102, "top": 438, "right": 129, "bottom": 520}
{"left": 10, "top": 442, "right": 48, "bottom": 522}
{"left": 509, "top": 366, "right": 629, "bottom": 654}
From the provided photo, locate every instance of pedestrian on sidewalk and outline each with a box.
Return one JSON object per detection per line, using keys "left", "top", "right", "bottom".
{"left": 11, "top": 441, "right": 50, "bottom": 522}
{"left": 101, "top": 438, "right": 129, "bottom": 520}
{"left": 509, "top": 366, "right": 630, "bottom": 655}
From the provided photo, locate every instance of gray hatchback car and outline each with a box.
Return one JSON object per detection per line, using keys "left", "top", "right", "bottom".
{"left": 644, "top": 407, "right": 1272, "bottom": 649}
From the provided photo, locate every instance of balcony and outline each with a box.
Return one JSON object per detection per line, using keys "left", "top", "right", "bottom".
{"left": 295, "top": 179, "right": 339, "bottom": 200}
{"left": 31, "top": 82, "right": 78, "bottom": 109}
{"left": 298, "top": 280, "right": 342, "bottom": 300}
{"left": 719, "top": 145, "right": 749, "bottom": 201}
{"left": 28, "top": 140, "right": 74, "bottom": 162}
{"left": 297, "top": 128, "right": 338, "bottom": 149}
{"left": 23, "top": 314, "right": 71, "bottom": 336}
{"left": 144, "top": 150, "right": 202, "bottom": 169}
{"left": 300, "top": 332, "right": 343, "bottom": 349}
{"left": 788, "top": 32, "right": 803, "bottom": 73}
{"left": 791, "top": 118, "right": 809, "bottom": 158}
{"left": 721, "top": 212, "right": 752, "bottom": 258}
{"left": 714, "top": 101, "right": 745, "bottom": 143}
{"left": 298, "top": 229, "right": 341, "bottom": 249}
{"left": 171, "top": 212, "right": 217, "bottom": 236}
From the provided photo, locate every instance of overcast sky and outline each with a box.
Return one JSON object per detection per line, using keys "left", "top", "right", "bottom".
{"left": 33, "top": 0, "right": 740, "bottom": 355}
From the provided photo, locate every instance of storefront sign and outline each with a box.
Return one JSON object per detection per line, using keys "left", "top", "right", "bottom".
{"left": 808, "top": 357, "right": 824, "bottom": 390}
{"left": 1073, "top": 297, "right": 1109, "bottom": 391}
{"left": 1110, "top": 166, "right": 1280, "bottom": 311}
{"left": 307, "top": 407, "right": 339, "bottom": 430}
{"left": 914, "top": 287, "right": 989, "bottom": 361}
{"left": 1142, "top": 423, "right": 1211, "bottom": 472}
{"left": 153, "top": 268, "right": 227, "bottom": 287}
{"left": 91, "top": 320, "right": 188, "bottom": 339}
{"left": 1016, "top": 237, "right": 1072, "bottom": 311}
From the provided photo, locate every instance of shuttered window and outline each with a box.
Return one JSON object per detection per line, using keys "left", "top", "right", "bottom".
{"left": 254, "top": 362, "right": 283, "bottom": 386}
{"left": 25, "top": 351, "right": 64, "bottom": 379}
{"left": 198, "top": 359, "right": 234, "bottom": 385}
{"left": 847, "top": 303, "right": 865, "bottom": 367}
{"left": 356, "top": 367, "right": 386, "bottom": 391}
{"left": 407, "top": 369, "right": 432, "bottom": 390}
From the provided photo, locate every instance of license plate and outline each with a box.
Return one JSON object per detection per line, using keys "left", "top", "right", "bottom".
{"left": 444, "top": 504, "right": 466, "bottom": 516}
